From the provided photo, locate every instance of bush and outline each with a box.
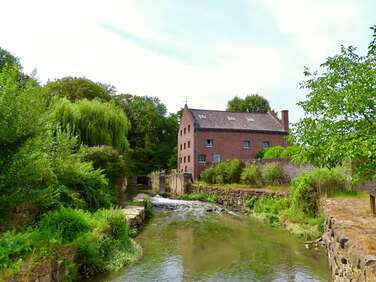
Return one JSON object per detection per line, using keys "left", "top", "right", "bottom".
{"left": 261, "top": 162, "right": 285, "bottom": 185}
{"left": 261, "top": 145, "right": 301, "bottom": 159}
{"left": 280, "top": 145, "right": 301, "bottom": 158}
{"left": 200, "top": 159, "right": 243, "bottom": 184}
{"left": 82, "top": 145, "right": 130, "bottom": 184}
{"left": 246, "top": 196, "right": 290, "bottom": 225}
{"left": 0, "top": 208, "right": 140, "bottom": 280}
{"left": 143, "top": 196, "right": 154, "bottom": 219}
{"left": 263, "top": 146, "right": 285, "bottom": 159}
{"left": 290, "top": 168, "right": 347, "bottom": 217}
{"left": 240, "top": 164, "right": 262, "bottom": 186}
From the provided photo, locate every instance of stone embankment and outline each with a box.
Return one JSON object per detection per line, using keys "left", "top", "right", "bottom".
{"left": 192, "top": 184, "right": 288, "bottom": 211}
{"left": 323, "top": 198, "right": 376, "bottom": 282}
{"left": 122, "top": 205, "right": 145, "bottom": 230}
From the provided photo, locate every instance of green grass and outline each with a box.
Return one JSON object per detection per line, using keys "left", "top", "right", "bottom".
{"left": 330, "top": 191, "right": 368, "bottom": 199}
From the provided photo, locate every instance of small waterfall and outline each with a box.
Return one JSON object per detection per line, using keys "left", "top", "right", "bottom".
{"left": 149, "top": 195, "right": 225, "bottom": 217}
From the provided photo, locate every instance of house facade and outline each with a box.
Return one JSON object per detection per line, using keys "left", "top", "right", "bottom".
{"left": 178, "top": 105, "right": 289, "bottom": 179}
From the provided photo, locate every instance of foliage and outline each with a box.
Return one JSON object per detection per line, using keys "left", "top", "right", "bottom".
{"left": 0, "top": 47, "right": 20, "bottom": 72}
{"left": 262, "top": 146, "right": 285, "bottom": 159}
{"left": 290, "top": 168, "right": 347, "bottom": 217}
{"left": 261, "top": 162, "right": 285, "bottom": 185}
{"left": 200, "top": 159, "right": 243, "bottom": 184}
{"left": 249, "top": 196, "right": 291, "bottom": 225}
{"left": 240, "top": 164, "right": 262, "bottom": 186}
{"left": 50, "top": 98, "right": 130, "bottom": 152}
{"left": 227, "top": 94, "right": 270, "bottom": 113}
{"left": 115, "top": 94, "right": 179, "bottom": 174}
{"left": 292, "top": 26, "right": 376, "bottom": 183}
{"left": 0, "top": 65, "right": 44, "bottom": 159}
{"left": 43, "top": 77, "right": 113, "bottom": 103}
{"left": 178, "top": 192, "right": 218, "bottom": 203}
{"left": 143, "top": 196, "right": 155, "bottom": 219}
{"left": 0, "top": 208, "right": 140, "bottom": 280}
{"left": 82, "top": 145, "right": 131, "bottom": 183}
{"left": 1, "top": 128, "right": 112, "bottom": 214}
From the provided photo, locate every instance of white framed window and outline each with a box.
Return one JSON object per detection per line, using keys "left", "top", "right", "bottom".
{"left": 213, "top": 154, "right": 221, "bottom": 162}
{"left": 243, "top": 140, "right": 251, "bottom": 149}
{"left": 262, "top": 141, "right": 270, "bottom": 149}
{"left": 198, "top": 154, "right": 206, "bottom": 163}
{"left": 205, "top": 139, "right": 213, "bottom": 147}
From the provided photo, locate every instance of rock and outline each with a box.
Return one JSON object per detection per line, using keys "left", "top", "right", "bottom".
{"left": 122, "top": 206, "right": 145, "bottom": 230}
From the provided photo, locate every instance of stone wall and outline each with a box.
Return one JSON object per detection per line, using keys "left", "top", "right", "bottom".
{"left": 323, "top": 199, "right": 376, "bottom": 282}
{"left": 150, "top": 171, "right": 192, "bottom": 196}
{"left": 248, "top": 158, "right": 313, "bottom": 182}
{"left": 192, "top": 184, "right": 288, "bottom": 211}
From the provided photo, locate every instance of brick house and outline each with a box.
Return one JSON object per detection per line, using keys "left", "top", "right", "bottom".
{"left": 178, "top": 105, "right": 289, "bottom": 179}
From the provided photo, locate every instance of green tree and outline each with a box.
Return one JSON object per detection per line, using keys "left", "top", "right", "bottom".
{"left": 293, "top": 26, "right": 376, "bottom": 183}
{"left": 227, "top": 94, "right": 270, "bottom": 112}
{"left": 0, "top": 47, "right": 20, "bottom": 71}
{"left": 115, "top": 94, "right": 178, "bottom": 174}
{"left": 44, "top": 77, "right": 114, "bottom": 103}
{"left": 49, "top": 98, "right": 130, "bottom": 152}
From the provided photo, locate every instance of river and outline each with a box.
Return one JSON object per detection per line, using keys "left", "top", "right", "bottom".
{"left": 92, "top": 190, "right": 331, "bottom": 282}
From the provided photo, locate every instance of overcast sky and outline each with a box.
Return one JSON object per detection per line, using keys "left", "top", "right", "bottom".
{"left": 1, "top": 0, "right": 375, "bottom": 122}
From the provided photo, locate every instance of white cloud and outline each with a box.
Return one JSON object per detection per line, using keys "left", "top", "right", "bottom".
{"left": 0, "top": 0, "right": 374, "bottom": 123}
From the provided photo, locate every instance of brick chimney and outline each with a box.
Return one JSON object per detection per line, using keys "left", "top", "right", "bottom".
{"left": 281, "top": 110, "right": 289, "bottom": 132}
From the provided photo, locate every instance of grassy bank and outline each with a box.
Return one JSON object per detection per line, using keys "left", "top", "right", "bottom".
{"left": 0, "top": 208, "right": 141, "bottom": 281}
{"left": 245, "top": 168, "right": 348, "bottom": 240}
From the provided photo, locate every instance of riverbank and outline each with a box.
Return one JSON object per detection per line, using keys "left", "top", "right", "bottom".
{"left": 91, "top": 197, "right": 330, "bottom": 282}
{"left": 323, "top": 196, "right": 376, "bottom": 281}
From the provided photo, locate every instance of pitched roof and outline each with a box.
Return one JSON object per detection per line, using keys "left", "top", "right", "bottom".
{"left": 189, "top": 108, "right": 286, "bottom": 133}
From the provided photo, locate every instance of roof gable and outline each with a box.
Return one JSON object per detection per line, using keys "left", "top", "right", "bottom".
{"left": 189, "top": 108, "right": 285, "bottom": 132}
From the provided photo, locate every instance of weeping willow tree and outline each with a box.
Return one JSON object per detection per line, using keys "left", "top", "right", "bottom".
{"left": 50, "top": 98, "right": 130, "bottom": 152}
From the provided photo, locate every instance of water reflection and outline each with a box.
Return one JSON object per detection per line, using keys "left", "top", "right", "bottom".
{"left": 92, "top": 208, "right": 330, "bottom": 282}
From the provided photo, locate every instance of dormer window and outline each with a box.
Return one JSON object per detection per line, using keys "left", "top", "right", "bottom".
{"left": 227, "top": 116, "right": 236, "bottom": 121}
{"left": 246, "top": 117, "right": 255, "bottom": 122}
{"left": 205, "top": 139, "right": 213, "bottom": 148}
{"left": 198, "top": 114, "right": 207, "bottom": 119}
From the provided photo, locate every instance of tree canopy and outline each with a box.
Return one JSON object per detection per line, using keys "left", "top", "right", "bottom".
{"left": 227, "top": 94, "right": 270, "bottom": 113}
{"left": 293, "top": 26, "right": 376, "bottom": 183}
{"left": 49, "top": 98, "right": 130, "bottom": 152}
{"left": 115, "top": 94, "right": 179, "bottom": 174}
{"left": 44, "top": 77, "right": 114, "bottom": 102}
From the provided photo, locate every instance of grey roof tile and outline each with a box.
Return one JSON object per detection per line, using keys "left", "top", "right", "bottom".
{"left": 189, "top": 108, "right": 285, "bottom": 132}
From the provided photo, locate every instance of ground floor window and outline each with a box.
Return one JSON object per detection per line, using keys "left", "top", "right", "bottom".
{"left": 198, "top": 154, "right": 206, "bottom": 163}
{"left": 213, "top": 154, "right": 221, "bottom": 162}
{"left": 262, "top": 141, "right": 270, "bottom": 149}
{"left": 243, "top": 140, "right": 251, "bottom": 149}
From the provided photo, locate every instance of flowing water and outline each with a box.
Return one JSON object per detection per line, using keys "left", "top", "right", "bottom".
{"left": 93, "top": 193, "right": 331, "bottom": 282}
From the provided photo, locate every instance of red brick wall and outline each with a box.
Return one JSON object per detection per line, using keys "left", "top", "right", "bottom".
{"left": 178, "top": 107, "right": 195, "bottom": 177}
{"left": 194, "top": 129, "right": 287, "bottom": 178}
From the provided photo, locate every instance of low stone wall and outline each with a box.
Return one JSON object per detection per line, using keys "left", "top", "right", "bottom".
{"left": 192, "top": 184, "right": 288, "bottom": 211}
{"left": 247, "top": 158, "right": 313, "bottom": 182}
{"left": 150, "top": 171, "right": 192, "bottom": 196}
{"left": 323, "top": 198, "right": 376, "bottom": 281}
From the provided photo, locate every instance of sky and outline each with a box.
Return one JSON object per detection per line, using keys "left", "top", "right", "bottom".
{"left": 0, "top": 0, "right": 375, "bottom": 122}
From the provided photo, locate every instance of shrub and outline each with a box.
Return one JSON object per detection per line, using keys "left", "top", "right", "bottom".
{"left": 200, "top": 159, "right": 243, "bottom": 184}
{"left": 255, "top": 149, "right": 266, "bottom": 159}
{"left": 0, "top": 208, "right": 140, "bottom": 280}
{"left": 261, "top": 162, "right": 285, "bottom": 185}
{"left": 263, "top": 146, "right": 285, "bottom": 159}
{"left": 200, "top": 166, "right": 216, "bottom": 184}
{"left": 290, "top": 168, "right": 347, "bottom": 217}
{"left": 82, "top": 145, "right": 131, "bottom": 184}
{"left": 240, "top": 164, "right": 262, "bottom": 186}
{"left": 247, "top": 196, "right": 290, "bottom": 225}
{"left": 142, "top": 196, "right": 154, "bottom": 219}
{"left": 280, "top": 145, "right": 301, "bottom": 158}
